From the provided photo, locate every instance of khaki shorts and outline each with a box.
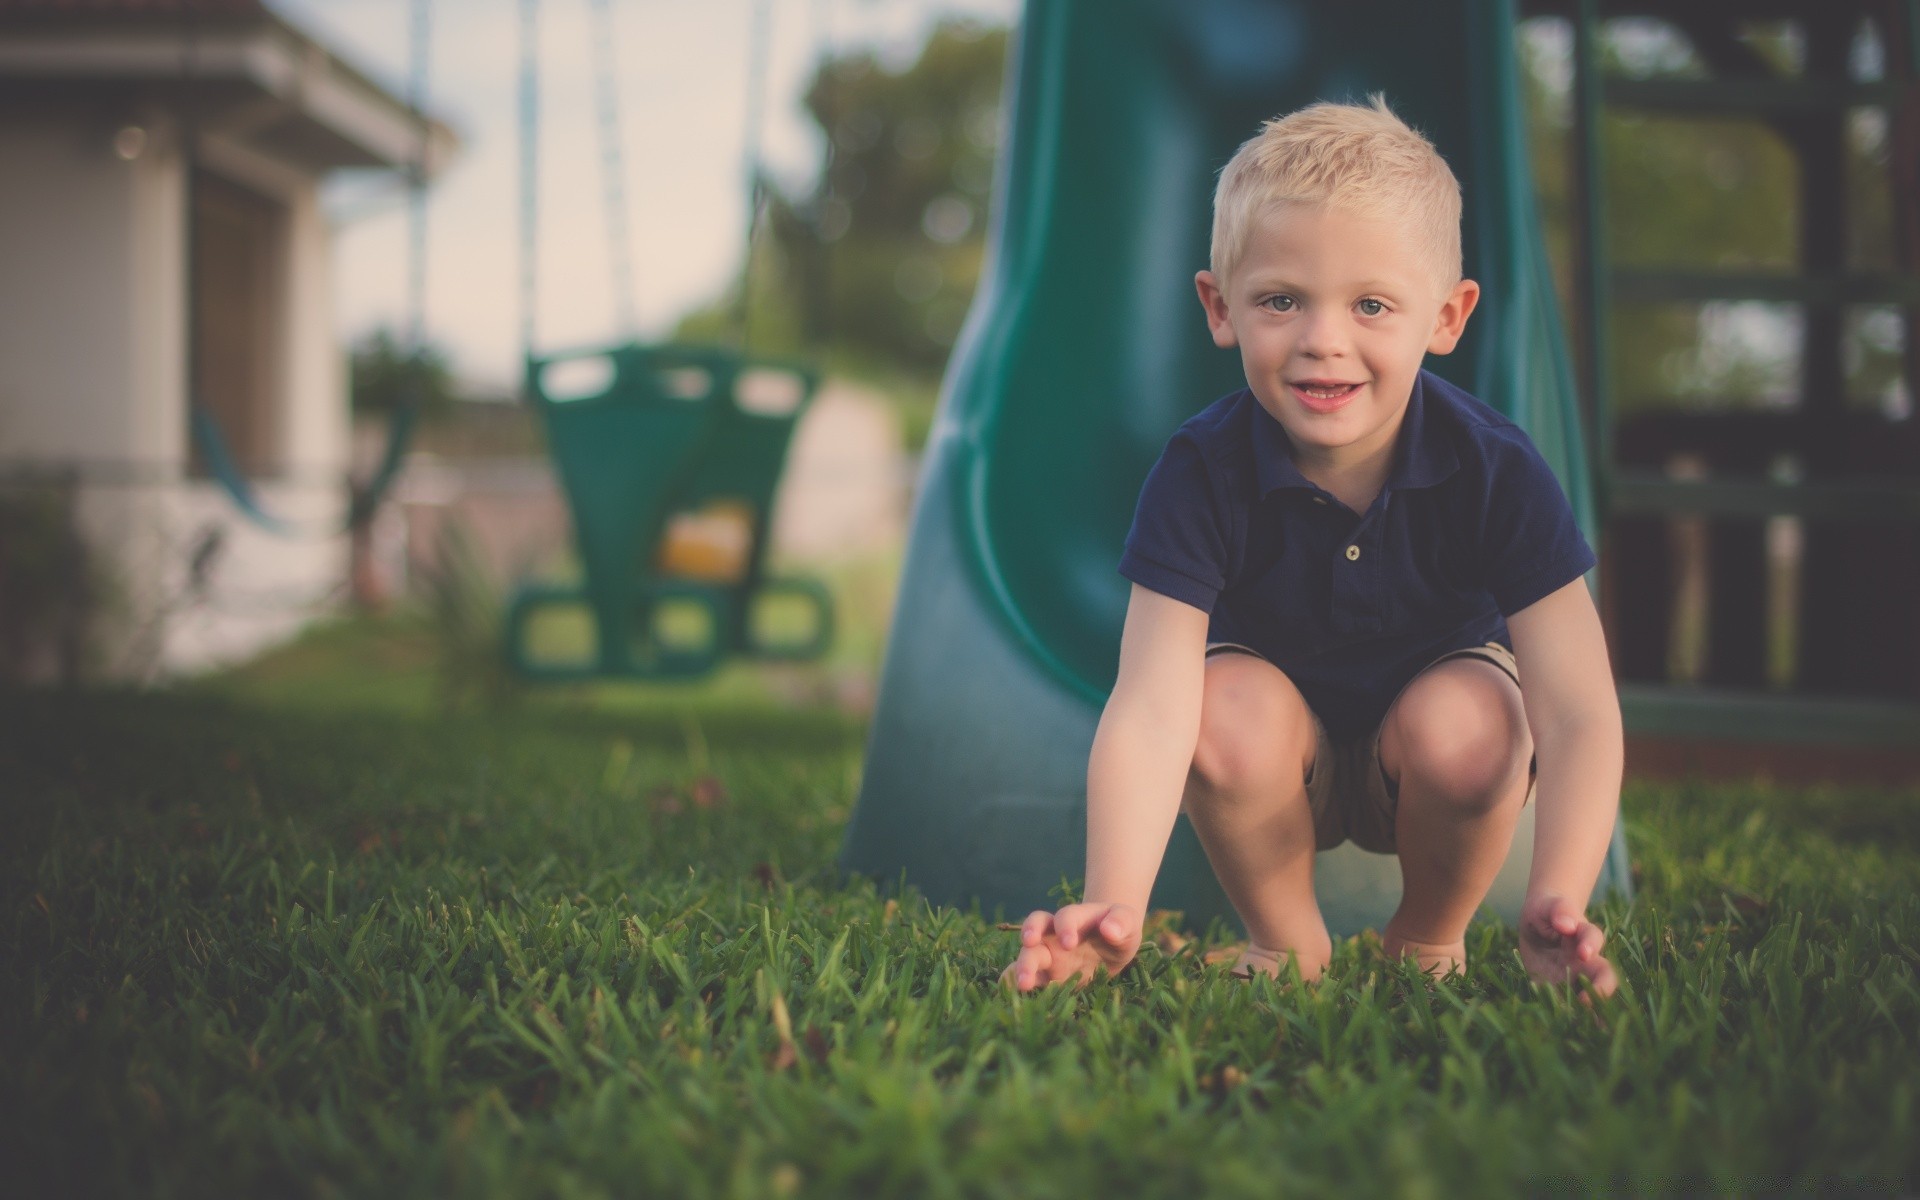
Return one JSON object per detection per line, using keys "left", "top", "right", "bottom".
{"left": 1202, "top": 641, "right": 1536, "bottom": 854}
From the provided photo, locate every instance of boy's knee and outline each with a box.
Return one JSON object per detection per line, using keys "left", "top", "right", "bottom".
{"left": 1385, "top": 665, "right": 1530, "bottom": 813}
{"left": 1190, "top": 655, "right": 1314, "bottom": 796}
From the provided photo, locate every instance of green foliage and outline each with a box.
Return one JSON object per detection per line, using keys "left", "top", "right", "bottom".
{"left": 678, "top": 18, "right": 1007, "bottom": 385}
{"left": 779, "top": 20, "right": 1005, "bottom": 372}
{"left": 1599, "top": 107, "right": 1802, "bottom": 415}
{"left": 0, "top": 485, "right": 101, "bottom": 685}
{"left": 351, "top": 327, "right": 460, "bottom": 417}
{"left": 413, "top": 519, "right": 527, "bottom": 713}
{"left": 1518, "top": 17, "right": 1901, "bottom": 417}
{"left": 2, "top": 622, "right": 1918, "bottom": 1196}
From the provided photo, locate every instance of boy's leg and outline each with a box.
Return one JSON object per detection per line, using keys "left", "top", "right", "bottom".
{"left": 1182, "top": 650, "right": 1333, "bottom": 980}
{"left": 1376, "top": 655, "right": 1534, "bottom": 975}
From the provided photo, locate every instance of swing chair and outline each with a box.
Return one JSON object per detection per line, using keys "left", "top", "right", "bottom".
{"left": 189, "top": 0, "right": 435, "bottom": 542}
{"left": 504, "top": 0, "right": 833, "bottom": 681}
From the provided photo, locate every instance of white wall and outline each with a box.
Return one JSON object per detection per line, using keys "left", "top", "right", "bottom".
{"left": 0, "top": 104, "right": 148, "bottom": 463}
{"left": 128, "top": 105, "right": 188, "bottom": 469}
{"left": 0, "top": 99, "right": 352, "bottom": 680}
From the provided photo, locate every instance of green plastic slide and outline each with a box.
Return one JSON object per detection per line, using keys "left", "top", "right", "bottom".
{"left": 840, "top": 0, "right": 1632, "bottom": 935}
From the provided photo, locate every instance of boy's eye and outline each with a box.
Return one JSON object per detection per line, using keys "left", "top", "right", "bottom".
{"left": 1357, "top": 298, "right": 1386, "bottom": 316}
{"left": 1262, "top": 295, "right": 1296, "bottom": 312}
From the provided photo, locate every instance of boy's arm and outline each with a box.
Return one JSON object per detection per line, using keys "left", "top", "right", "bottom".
{"left": 1085, "top": 584, "right": 1211, "bottom": 910}
{"left": 1506, "top": 575, "right": 1624, "bottom": 994}
{"left": 1004, "top": 584, "right": 1208, "bottom": 990}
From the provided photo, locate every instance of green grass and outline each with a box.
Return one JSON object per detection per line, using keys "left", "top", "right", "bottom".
{"left": 3, "top": 619, "right": 1917, "bottom": 1198}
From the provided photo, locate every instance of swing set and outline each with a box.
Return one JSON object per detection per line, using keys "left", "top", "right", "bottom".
{"left": 194, "top": 0, "right": 833, "bottom": 680}
{"left": 505, "top": 0, "right": 832, "bottom": 680}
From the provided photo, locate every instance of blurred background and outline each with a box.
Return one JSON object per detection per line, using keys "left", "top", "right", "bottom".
{"left": 0, "top": 0, "right": 1913, "bottom": 783}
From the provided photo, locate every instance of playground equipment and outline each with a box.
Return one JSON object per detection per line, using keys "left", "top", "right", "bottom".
{"left": 1565, "top": 0, "right": 1920, "bottom": 743}
{"left": 502, "top": 0, "right": 833, "bottom": 680}
{"left": 840, "top": 0, "right": 1633, "bottom": 935}
{"left": 505, "top": 344, "right": 832, "bottom": 679}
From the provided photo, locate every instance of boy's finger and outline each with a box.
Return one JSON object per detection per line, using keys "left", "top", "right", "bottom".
{"left": 1007, "top": 945, "right": 1037, "bottom": 988}
{"left": 1106, "top": 903, "right": 1144, "bottom": 939}
{"left": 1053, "top": 908, "right": 1079, "bottom": 949}
{"left": 1016, "top": 944, "right": 1052, "bottom": 991}
{"left": 1527, "top": 901, "right": 1564, "bottom": 939}
{"left": 1550, "top": 899, "right": 1581, "bottom": 936}
{"left": 1575, "top": 923, "right": 1605, "bottom": 962}
{"left": 1581, "top": 956, "right": 1619, "bottom": 1000}
{"left": 1053, "top": 904, "right": 1106, "bottom": 949}
{"left": 1021, "top": 910, "right": 1051, "bottom": 945}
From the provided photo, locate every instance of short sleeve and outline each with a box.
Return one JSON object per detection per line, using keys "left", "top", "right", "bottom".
{"left": 1477, "top": 429, "right": 1597, "bottom": 616}
{"left": 1118, "top": 433, "right": 1232, "bottom": 613}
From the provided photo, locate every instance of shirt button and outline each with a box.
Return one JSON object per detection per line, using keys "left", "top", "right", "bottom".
{"left": 1345, "top": 545, "right": 1361, "bottom": 561}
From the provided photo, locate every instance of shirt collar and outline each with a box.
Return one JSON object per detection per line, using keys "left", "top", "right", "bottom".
{"left": 1250, "top": 370, "right": 1460, "bottom": 498}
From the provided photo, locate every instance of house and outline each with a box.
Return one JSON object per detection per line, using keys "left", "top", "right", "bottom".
{"left": 0, "top": 0, "right": 456, "bottom": 680}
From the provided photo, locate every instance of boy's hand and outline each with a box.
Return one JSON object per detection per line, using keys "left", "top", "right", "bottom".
{"left": 1000, "top": 903, "right": 1142, "bottom": 992}
{"left": 1519, "top": 892, "right": 1618, "bottom": 1000}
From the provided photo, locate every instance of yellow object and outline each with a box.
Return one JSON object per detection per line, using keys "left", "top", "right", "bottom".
{"left": 656, "top": 500, "right": 755, "bottom": 583}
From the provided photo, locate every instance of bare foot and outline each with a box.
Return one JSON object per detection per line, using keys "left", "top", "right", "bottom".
{"left": 1228, "top": 939, "right": 1330, "bottom": 983}
{"left": 1382, "top": 923, "right": 1465, "bottom": 978}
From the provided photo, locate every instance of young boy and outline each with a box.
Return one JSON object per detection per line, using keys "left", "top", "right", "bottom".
{"left": 1003, "top": 98, "right": 1622, "bottom": 997}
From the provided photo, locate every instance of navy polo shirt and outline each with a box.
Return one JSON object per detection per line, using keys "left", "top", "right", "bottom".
{"left": 1119, "top": 369, "right": 1596, "bottom": 740}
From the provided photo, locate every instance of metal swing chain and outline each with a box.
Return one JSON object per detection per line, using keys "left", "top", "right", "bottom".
{"left": 521, "top": 0, "right": 775, "bottom": 356}
{"left": 813, "top": 0, "right": 841, "bottom": 351}
{"left": 406, "top": 0, "right": 431, "bottom": 360}
{"left": 346, "top": 0, "right": 433, "bottom": 529}
{"left": 587, "top": 0, "right": 641, "bottom": 338}
{"left": 518, "top": 0, "right": 541, "bottom": 363}
{"left": 737, "top": 0, "right": 773, "bottom": 352}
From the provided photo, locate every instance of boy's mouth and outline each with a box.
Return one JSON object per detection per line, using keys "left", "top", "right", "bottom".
{"left": 1289, "top": 380, "right": 1362, "bottom": 412}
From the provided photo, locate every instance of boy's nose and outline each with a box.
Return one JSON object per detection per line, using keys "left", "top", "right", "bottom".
{"left": 1296, "top": 312, "right": 1348, "bottom": 357}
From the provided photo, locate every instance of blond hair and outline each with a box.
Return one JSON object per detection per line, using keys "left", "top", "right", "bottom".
{"left": 1210, "top": 96, "right": 1462, "bottom": 293}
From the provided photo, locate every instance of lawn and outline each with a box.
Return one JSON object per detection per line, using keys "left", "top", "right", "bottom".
{"left": 3, "top": 617, "right": 1917, "bottom": 1198}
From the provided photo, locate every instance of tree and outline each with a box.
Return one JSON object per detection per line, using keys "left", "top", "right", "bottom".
{"left": 679, "top": 19, "right": 1009, "bottom": 378}
{"left": 1518, "top": 16, "right": 1898, "bottom": 418}
{"left": 350, "top": 327, "right": 459, "bottom": 417}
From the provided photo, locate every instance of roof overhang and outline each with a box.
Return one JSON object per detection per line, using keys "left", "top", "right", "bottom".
{"left": 0, "top": 10, "right": 458, "bottom": 177}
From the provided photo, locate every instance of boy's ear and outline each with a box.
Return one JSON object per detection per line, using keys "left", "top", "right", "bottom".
{"left": 1427, "top": 278, "right": 1481, "bottom": 355}
{"left": 1194, "top": 271, "right": 1238, "bottom": 349}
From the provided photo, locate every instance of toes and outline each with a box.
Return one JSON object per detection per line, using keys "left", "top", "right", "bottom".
{"left": 1231, "top": 945, "right": 1284, "bottom": 980}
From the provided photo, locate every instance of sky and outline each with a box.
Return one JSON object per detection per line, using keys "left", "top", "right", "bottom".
{"left": 270, "top": 0, "right": 1019, "bottom": 389}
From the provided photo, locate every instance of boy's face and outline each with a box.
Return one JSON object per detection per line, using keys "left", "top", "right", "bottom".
{"left": 1194, "top": 203, "right": 1479, "bottom": 473}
